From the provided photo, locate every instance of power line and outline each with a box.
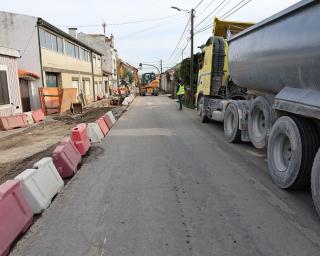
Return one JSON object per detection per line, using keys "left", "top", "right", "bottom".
{"left": 195, "top": 0, "right": 253, "bottom": 34}
{"left": 220, "top": 0, "right": 246, "bottom": 19}
{"left": 56, "top": 13, "right": 184, "bottom": 28}
{"left": 169, "top": 39, "right": 190, "bottom": 66}
{"left": 117, "top": 15, "right": 187, "bottom": 39}
{"left": 221, "top": 0, "right": 253, "bottom": 19}
{"left": 166, "top": 16, "right": 191, "bottom": 62}
{"left": 215, "top": 0, "right": 232, "bottom": 16}
{"left": 195, "top": 0, "right": 228, "bottom": 28}
{"left": 194, "top": 0, "right": 206, "bottom": 9}
{"left": 195, "top": 0, "right": 231, "bottom": 33}
{"left": 196, "top": 0, "right": 217, "bottom": 18}
{"left": 117, "top": 23, "right": 167, "bottom": 39}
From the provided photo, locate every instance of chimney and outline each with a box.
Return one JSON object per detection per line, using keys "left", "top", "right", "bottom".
{"left": 68, "top": 28, "right": 77, "bottom": 38}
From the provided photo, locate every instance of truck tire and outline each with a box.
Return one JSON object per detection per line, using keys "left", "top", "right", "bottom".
{"left": 311, "top": 149, "right": 320, "bottom": 217}
{"left": 248, "top": 96, "right": 274, "bottom": 149}
{"left": 268, "top": 116, "right": 319, "bottom": 190}
{"left": 224, "top": 103, "right": 241, "bottom": 143}
{"left": 197, "top": 96, "right": 208, "bottom": 123}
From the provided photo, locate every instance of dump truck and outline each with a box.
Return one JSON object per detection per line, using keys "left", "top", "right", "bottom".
{"left": 196, "top": 0, "right": 320, "bottom": 216}
{"left": 140, "top": 72, "right": 159, "bottom": 96}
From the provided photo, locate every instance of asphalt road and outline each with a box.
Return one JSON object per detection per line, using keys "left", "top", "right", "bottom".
{"left": 12, "top": 95, "right": 320, "bottom": 256}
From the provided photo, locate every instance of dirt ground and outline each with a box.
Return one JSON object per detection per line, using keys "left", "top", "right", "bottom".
{"left": 0, "top": 105, "right": 126, "bottom": 184}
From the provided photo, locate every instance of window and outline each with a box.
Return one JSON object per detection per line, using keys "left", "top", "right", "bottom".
{"left": 0, "top": 70, "right": 10, "bottom": 105}
{"left": 83, "top": 79, "right": 90, "bottom": 95}
{"left": 46, "top": 72, "right": 58, "bottom": 87}
{"left": 72, "top": 78, "right": 79, "bottom": 93}
{"left": 40, "top": 28, "right": 63, "bottom": 53}
{"left": 57, "top": 37, "right": 63, "bottom": 53}
{"left": 65, "top": 41, "right": 76, "bottom": 58}
{"left": 80, "top": 48, "right": 85, "bottom": 60}
{"left": 75, "top": 46, "right": 79, "bottom": 59}
{"left": 93, "top": 56, "right": 96, "bottom": 66}
{"left": 85, "top": 51, "right": 90, "bottom": 62}
{"left": 51, "top": 34, "right": 57, "bottom": 51}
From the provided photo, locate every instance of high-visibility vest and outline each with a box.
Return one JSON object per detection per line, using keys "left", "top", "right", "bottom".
{"left": 177, "top": 84, "right": 185, "bottom": 96}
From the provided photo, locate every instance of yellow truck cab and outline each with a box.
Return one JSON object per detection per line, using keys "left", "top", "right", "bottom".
{"left": 196, "top": 18, "right": 254, "bottom": 108}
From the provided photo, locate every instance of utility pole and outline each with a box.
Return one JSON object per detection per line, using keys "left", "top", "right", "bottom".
{"left": 160, "top": 59, "right": 163, "bottom": 91}
{"left": 171, "top": 6, "right": 195, "bottom": 107}
{"left": 190, "top": 8, "right": 195, "bottom": 108}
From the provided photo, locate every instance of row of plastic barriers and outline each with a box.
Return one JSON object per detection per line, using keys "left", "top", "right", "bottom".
{"left": 0, "top": 110, "right": 118, "bottom": 256}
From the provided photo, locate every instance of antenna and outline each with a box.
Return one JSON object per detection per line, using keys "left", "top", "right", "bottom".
{"left": 102, "top": 21, "right": 106, "bottom": 35}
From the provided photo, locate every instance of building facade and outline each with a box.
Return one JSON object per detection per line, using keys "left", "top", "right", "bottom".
{"left": 0, "top": 47, "right": 22, "bottom": 116}
{"left": 0, "top": 12, "right": 103, "bottom": 109}
{"left": 77, "top": 32, "right": 118, "bottom": 96}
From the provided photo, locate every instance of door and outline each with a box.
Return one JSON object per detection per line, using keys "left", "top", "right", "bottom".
{"left": 46, "top": 72, "right": 58, "bottom": 87}
{"left": 20, "top": 79, "right": 31, "bottom": 112}
{"left": 72, "top": 79, "right": 79, "bottom": 94}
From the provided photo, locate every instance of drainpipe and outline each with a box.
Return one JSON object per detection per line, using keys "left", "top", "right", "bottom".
{"left": 91, "top": 51, "right": 96, "bottom": 101}
{"left": 36, "top": 21, "right": 44, "bottom": 87}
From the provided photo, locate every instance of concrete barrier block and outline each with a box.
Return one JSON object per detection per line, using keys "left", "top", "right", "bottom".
{"left": 0, "top": 180, "right": 33, "bottom": 256}
{"left": 0, "top": 114, "right": 28, "bottom": 131}
{"left": 25, "top": 112, "right": 35, "bottom": 125}
{"left": 53, "top": 137, "right": 81, "bottom": 178}
{"left": 32, "top": 109, "right": 45, "bottom": 123}
{"left": 71, "top": 124, "right": 90, "bottom": 155}
{"left": 88, "top": 122, "right": 104, "bottom": 142}
{"left": 106, "top": 111, "right": 116, "bottom": 125}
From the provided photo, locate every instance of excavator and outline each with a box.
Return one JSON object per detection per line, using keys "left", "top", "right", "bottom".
{"left": 139, "top": 72, "right": 159, "bottom": 96}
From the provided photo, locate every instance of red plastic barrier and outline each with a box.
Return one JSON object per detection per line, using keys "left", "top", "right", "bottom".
{"left": 32, "top": 109, "right": 45, "bottom": 123}
{"left": 96, "top": 117, "right": 109, "bottom": 136}
{"left": 53, "top": 137, "right": 81, "bottom": 178}
{"left": 71, "top": 124, "right": 90, "bottom": 156}
{"left": 0, "top": 114, "right": 28, "bottom": 131}
{"left": 0, "top": 180, "right": 33, "bottom": 256}
{"left": 103, "top": 114, "right": 113, "bottom": 129}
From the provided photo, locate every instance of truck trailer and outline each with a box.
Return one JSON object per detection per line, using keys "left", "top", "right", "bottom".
{"left": 196, "top": 0, "right": 320, "bottom": 216}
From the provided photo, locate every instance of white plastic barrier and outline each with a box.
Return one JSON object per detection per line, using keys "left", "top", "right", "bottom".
{"left": 15, "top": 157, "right": 64, "bottom": 214}
{"left": 107, "top": 111, "right": 116, "bottom": 124}
{"left": 25, "top": 112, "right": 34, "bottom": 125}
{"left": 122, "top": 98, "right": 129, "bottom": 106}
{"left": 87, "top": 122, "right": 104, "bottom": 143}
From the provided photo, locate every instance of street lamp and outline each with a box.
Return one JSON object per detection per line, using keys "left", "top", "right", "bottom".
{"left": 171, "top": 6, "right": 195, "bottom": 108}
{"left": 171, "top": 6, "right": 190, "bottom": 13}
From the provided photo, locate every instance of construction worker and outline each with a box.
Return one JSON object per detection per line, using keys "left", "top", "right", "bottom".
{"left": 176, "top": 79, "right": 185, "bottom": 111}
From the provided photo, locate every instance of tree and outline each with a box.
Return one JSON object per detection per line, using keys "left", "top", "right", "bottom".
{"left": 179, "top": 58, "right": 191, "bottom": 86}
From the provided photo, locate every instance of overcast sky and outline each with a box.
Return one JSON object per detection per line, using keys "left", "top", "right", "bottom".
{"left": 2, "top": 0, "right": 300, "bottom": 71}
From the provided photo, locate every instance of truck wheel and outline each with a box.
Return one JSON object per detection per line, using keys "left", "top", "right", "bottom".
{"left": 268, "top": 116, "right": 319, "bottom": 190}
{"left": 311, "top": 149, "right": 320, "bottom": 217}
{"left": 197, "top": 96, "right": 208, "bottom": 123}
{"left": 248, "top": 96, "right": 274, "bottom": 149}
{"left": 224, "top": 103, "right": 241, "bottom": 143}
